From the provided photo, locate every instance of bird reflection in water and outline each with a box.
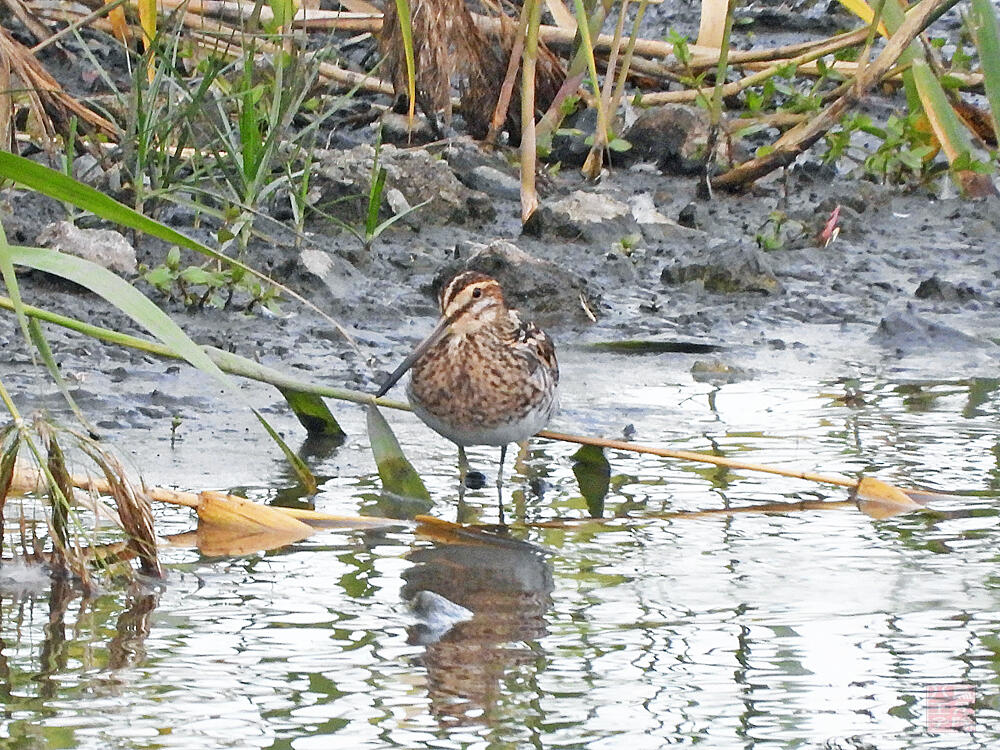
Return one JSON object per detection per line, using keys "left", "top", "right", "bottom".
{"left": 402, "top": 539, "right": 554, "bottom": 725}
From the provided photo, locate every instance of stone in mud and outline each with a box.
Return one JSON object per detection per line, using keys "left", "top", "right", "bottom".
{"left": 914, "top": 276, "right": 980, "bottom": 302}
{"left": 871, "top": 308, "right": 995, "bottom": 352}
{"left": 436, "top": 239, "right": 599, "bottom": 327}
{"left": 462, "top": 166, "right": 521, "bottom": 200}
{"left": 629, "top": 193, "right": 706, "bottom": 243}
{"left": 548, "top": 107, "right": 599, "bottom": 167}
{"left": 661, "top": 242, "right": 782, "bottom": 295}
{"left": 36, "top": 221, "right": 137, "bottom": 276}
{"left": 441, "top": 140, "right": 521, "bottom": 200}
{"left": 379, "top": 111, "right": 437, "bottom": 146}
{"left": 623, "top": 104, "right": 748, "bottom": 175}
{"left": 312, "top": 144, "right": 494, "bottom": 226}
{"left": 523, "top": 190, "right": 640, "bottom": 245}
{"left": 297, "top": 246, "right": 363, "bottom": 303}
{"left": 690, "top": 358, "right": 753, "bottom": 385}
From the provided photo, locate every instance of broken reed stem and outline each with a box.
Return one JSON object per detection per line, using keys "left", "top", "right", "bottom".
{"left": 699, "top": 0, "right": 736, "bottom": 200}
{"left": 520, "top": 0, "right": 542, "bottom": 221}
{"left": 539, "top": 430, "right": 858, "bottom": 489}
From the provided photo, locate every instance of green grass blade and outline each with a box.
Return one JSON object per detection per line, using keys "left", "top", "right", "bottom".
{"left": 278, "top": 388, "right": 346, "bottom": 441}
{"left": 0, "top": 222, "right": 33, "bottom": 350}
{"left": 392, "top": 0, "right": 417, "bottom": 121}
{"left": 366, "top": 405, "right": 431, "bottom": 501}
{"left": 253, "top": 408, "right": 318, "bottom": 494}
{"left": 971, "top": 0, "right": 1000, "bottom": 141}
{"left": 365, "top": 166, "right": 387, "bottom": 239}
{"left": 0, "top": 151, "right": 360, "bottom": 352}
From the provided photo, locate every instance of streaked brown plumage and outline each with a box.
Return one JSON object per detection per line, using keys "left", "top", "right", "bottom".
{"left": 376, "top": 271, "right": 559, "bottom": 509}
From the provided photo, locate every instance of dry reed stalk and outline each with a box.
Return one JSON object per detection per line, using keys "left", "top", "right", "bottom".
{"left": 582, "top": 0, "right": 633, "bottom": 178}
{"left": 485, "top": 10, "right": 529, "bottom": 142}
{"left": 0, "top": 46, "right": 11, "bottom": 152}
{"left": 80, "top": 445, "right": 162, "bottom": 577}
{"left": 178, "top": 12, "right": 395, "bottom": 94}
{"left": 696, "top": 0, "right": 730, "bottom": 49}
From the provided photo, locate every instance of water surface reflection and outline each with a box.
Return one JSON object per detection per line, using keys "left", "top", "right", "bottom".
{"left": 1, "top": 371, "right": 999, "bottom": 748}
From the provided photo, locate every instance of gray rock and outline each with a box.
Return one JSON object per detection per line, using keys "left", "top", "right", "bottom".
{"left": 548, "top": 107, "right": 598, "bottom": 167}
{"left": 463, "top": 165, "right": 521, "bottom": 200}
{"left": 661, "top": 242, "right": 781, "bottom": 295}
{"left": 36, "top": 221, "right": 137, "bottom": 276}
{"left": 379, "top": 111, "right": 436, "bottom": 146}
{"left": 298, "top": 246, "right": 362, "bottom": 300}
{"left": 624, "top": 104, "right": 747, "bottom": 175}
{"left": 438, "top": 239, "right": 600, "bottom": 326}
{"left": 629, "top": 193, "right": 706, "bottom": 243}
{"left": 914, "top": 276, "right": 980, "bottom": 302}
{"left": 312, "top": 144, "right": 494, "bottom": 226}
{"left": 72, "top": 154, "right": 106, "bottom": 188}
{"left": 871, "top": 308, "right": 994, "bottom": 352}
{"left": 523, "top": 190, "right": 641, "bottom": 245}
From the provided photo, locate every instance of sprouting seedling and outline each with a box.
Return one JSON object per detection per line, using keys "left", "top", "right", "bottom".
{"left": 326, "top": 128, "right": 430, "bottom": 252}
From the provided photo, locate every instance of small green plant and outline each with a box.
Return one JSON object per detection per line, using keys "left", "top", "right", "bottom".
{"left": 755, "top": 210, "right": 788, "bottom": 251}
{"left": 170, "top": 414, "right": 182, "bottom": 447}
{"left": 325, "top": 133, "right": 429, "bottom": 253}
{"left": 142, "top": 246, "right": 282, "bottom": 312}
{"left": 745, "top": 59, "right": 839, "bottom": 116}
{"left": 667, "top": 29, "right": 710, "bottom": 107}
{"left": 824, "top": 112, "right": 937, "bottom": 187}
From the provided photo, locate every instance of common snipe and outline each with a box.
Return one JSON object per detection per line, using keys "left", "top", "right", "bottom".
{"left": 376, "top": 271, "right": 559, "bottom": 513}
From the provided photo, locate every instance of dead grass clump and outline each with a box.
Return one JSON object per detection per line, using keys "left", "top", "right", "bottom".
{"left": 1, "top": 415, "right": 163, "bottom": 591}
{"left": 380, "top": 0, "right": 563, "bottom": 139}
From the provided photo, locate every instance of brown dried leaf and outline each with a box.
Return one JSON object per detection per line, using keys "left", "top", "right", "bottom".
{"left": 196, "top": 491, "right": 315, "bottom": 534}
{"left": 855, "top": 476, "right": 923, "bottom": 519}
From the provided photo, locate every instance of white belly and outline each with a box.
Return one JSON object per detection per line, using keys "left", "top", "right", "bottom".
{"left": 409, "top": 390, "right": 558, "bottom": 447}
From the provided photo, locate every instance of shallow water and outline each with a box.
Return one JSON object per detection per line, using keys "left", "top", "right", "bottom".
{"left": 2, "top": 347, "right": 1000, "bottom": 749}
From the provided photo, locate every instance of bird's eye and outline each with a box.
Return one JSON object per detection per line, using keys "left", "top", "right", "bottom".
{"left": 472, "top": 288, "right": 482, "bottom": 298}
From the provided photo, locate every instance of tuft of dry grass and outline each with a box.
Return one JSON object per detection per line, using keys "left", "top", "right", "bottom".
{"left": 1, "top": 414, "right": 163, "bottom": 589}
{"left": 380, "top": 0, "right": 563, "bottom": 139}
{"left": 0, "top": 25, "right": 116, "bottom": 148}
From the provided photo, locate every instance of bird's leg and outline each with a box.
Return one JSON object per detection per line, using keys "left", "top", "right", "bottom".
{"left": 496, "top": 444, "right": 507, "bottom": 525}
{"left": 457, "top": 445, "right": 469, "bottom": 504}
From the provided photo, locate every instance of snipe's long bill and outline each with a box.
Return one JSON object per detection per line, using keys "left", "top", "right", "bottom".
{"left": 376, "top": 271, "right": 559, "bottom": 518}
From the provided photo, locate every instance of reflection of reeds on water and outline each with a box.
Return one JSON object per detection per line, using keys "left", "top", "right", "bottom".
{"left": 0, "top": 577, "right": 159, "bottom": 713}
{"left": 402, "top": 541, "right": 553, "bottom": 724}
